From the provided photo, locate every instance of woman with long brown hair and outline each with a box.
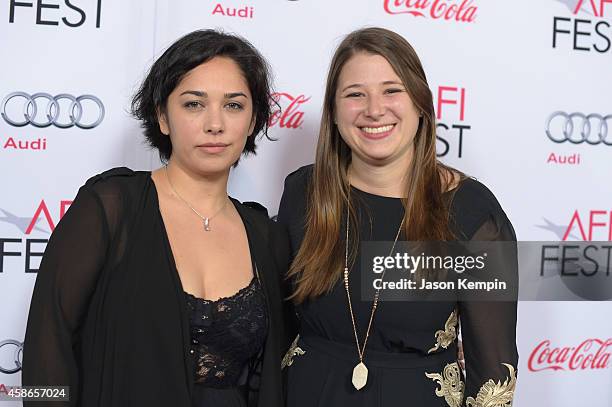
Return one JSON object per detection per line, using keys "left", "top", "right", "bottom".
{"left": 277, "top": 27, "right": 518, "bottom": 406}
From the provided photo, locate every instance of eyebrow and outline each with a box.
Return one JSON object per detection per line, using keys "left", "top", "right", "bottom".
{"left": 382, "top": 80, "right": 404, "bottom": 86}
{"left": 179, "top": 90, "right": 248, "bottom": 99}
{"left": 225, "top": 92, "right": 248, "bottom": 99}
{"left": 341, "top": 80, "right": 404, "bottom": 93}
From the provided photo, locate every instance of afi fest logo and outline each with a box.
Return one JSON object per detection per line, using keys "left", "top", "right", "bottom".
{"left": 435, "top": 86, "right": 470, "bottom": 158}
{"left": 536, "top": 210, "right": 612, "bottom": 301}
{"left": 528, "top": 338, "right": 612, "bottom": 372}
{"left": 0, "top": 200, "right": 71, "bottom": 273}
{"left": 552, "top": 0, "right": 612, "bottom": 53}
{"left": 8, "top": 0, "right": 102, "bottom": 28}
{"left": 562, "top": 210, "right": 612, "bottom": 241}
{"left": 268, "top": 93, "right": 310, "bottom": 129}
{"left": 538, "top": 210, "right": 612, "bottom": 241}
{"left": 384, "top": 0, "right": 478, "bottom": 23}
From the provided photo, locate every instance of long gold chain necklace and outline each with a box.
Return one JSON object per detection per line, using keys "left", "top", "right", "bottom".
{"left": 164, "top": 165, "right": 228, "bottom": 231}
{"left": 343, "top": 199, "right": 404, "bottom": 390}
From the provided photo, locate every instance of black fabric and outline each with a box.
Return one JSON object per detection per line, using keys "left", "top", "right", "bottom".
{"left": 185, "top": 276, "right": 267, "bottom": 388}
{"left": 277, "top": 164, "right": 518, "bottom": 407}
{"left": 22, "top": 168, "right": 292, "bottom": 407}
{"left": 192, "top": 386, "right": 248, "bottom": 407}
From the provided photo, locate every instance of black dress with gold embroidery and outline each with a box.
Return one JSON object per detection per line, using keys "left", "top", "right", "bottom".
{"left": 277, "top": 165, "right": 518, "bottom": 407}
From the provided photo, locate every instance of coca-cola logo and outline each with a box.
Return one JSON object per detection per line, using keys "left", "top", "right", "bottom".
{"left": 383, "top": 0, "right": 478, "bottom": 23}
{"left": 269, "top": 93, "right": 310, "bottom": 129}
{"left": 528, "top": 338, "right": 612, "bottom": 372}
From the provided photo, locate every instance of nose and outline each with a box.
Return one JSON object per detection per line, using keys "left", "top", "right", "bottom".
{"left": 364, "top": 94, "right": 385, "bottom": 119}
{"left": 204, "top": 106, "right": 224, "bottom": 135}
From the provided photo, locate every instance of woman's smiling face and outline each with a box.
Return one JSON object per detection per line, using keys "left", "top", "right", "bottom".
{"left": 334, "top": 52, "right": 421, "bottom": 167}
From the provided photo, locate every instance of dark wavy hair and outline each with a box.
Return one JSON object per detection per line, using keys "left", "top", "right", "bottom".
{"left": 131, "top": 29, "right": 275, "bottom": 162}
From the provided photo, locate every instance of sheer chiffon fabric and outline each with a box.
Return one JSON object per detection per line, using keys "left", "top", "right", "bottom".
{"left": 22, "top": 168, "right": 292, "bottom": 407}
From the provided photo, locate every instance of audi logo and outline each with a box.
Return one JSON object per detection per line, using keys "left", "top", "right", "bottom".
{"left": 546, "top": 111, "right": 612, "bottom": 146}
{"left": 1, "top": 92, "right": 104, "bottom": 129}
{"left": 0, "top": 339, "right": 23, "bottom": 374}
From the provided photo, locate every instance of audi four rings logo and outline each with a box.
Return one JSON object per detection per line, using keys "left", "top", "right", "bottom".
{"left": 1, "top": 92, "right": 104, "bottom": 129}
{"left": 0, "top": 340, "right": 23, "bottom": 374}
{"left": 546, "top": 112, "right": 612, "bottom": 145}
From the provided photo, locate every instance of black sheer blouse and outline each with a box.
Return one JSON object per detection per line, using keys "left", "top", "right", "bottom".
{"left": 22, "top": 168, "right": 292, "bottom": 407}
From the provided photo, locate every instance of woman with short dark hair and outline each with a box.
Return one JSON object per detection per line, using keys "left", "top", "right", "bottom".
{"left": 23, "top": 29, "right": 292, "bottom": 407}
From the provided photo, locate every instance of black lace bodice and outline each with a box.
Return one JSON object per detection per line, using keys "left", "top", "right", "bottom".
{"left": 185, "top": 276, "right": 267, "bottom": 388}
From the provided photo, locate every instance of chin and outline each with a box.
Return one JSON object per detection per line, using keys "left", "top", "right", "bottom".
{"left": 192, "top": 160, "right": 235, "bottom": 176}
{"left": 190, "top": 149, "right": 241, "bottom": 171}
{"left": 358, "top": 148, "right": 397, "bottom": 163}
{"left": 366, "top": 156, "right": 397, "bottom": 165}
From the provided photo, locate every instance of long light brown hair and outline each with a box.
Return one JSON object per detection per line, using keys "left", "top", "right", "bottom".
{"left": 289, "top": 27, "right": 461, "bottom": 303}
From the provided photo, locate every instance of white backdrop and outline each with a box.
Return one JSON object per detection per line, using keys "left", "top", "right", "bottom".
{"left": 1, "top": 0, "right": 611, "bottom": 406}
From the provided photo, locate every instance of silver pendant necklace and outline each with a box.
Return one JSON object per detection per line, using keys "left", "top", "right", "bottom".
{"left": 343, "top": 197, "right": 404, "bottom": 390}
{"left": 164, "top": 165, "right": 228, "bottom": 231}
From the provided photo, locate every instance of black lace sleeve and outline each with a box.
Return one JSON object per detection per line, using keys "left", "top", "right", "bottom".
{"left": 457, "top": 201, "right": 519, "bottom": 406}
{"left": 22, "top": 185, "right": 110, "bottom": 406}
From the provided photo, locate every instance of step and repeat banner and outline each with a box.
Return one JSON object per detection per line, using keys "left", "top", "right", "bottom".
{"left": 1, "top": 0, "right": 611, "bottom": 406}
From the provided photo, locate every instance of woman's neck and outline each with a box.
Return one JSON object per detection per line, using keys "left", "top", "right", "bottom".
{"left": 162, "top": 159, "right": 230, "bottom": 213}
{"left": 348, "top": 154, "right": 412, "bottom": 198}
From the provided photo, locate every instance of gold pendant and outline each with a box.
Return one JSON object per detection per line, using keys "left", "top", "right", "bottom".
{"left": 352, "top": 362, "right": 368, "bottom": 390}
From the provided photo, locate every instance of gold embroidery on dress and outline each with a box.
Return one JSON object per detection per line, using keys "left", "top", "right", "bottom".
{"left": 281, "top": 335, "right": 305, "bottom": 369}
{"left": 465, "top": 363, "right": 517, "bottom": 407}
{"left": 428, "top": 309, "right": 458, "bottom": 354}
{"left": 425, "top": 361, "right": 465, "bottom": 407}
